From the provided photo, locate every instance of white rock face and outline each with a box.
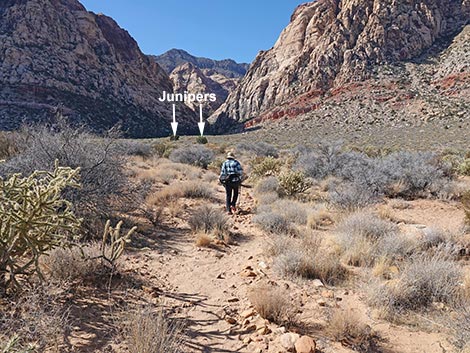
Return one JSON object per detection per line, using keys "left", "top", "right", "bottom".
{"left": 211, "top": 0, "right": 470, "bottom": 130}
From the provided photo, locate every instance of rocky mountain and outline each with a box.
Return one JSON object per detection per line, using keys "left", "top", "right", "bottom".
{"left": 170, "top": 63, "right": 229, "bottom": 115}
{"left": 211, "top": 0, "right": 470, "bottom": 133}
{"left": 153, "top": 49, "right": 249, "bottom": 114}
{"left": 153, "top": 49, "right": 249, "bottom": 79}
{"left": 0, "top": 0, "right": 197, "bottom": 138}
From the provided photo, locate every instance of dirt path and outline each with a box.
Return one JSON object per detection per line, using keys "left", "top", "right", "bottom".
{"left": 126, "top": 184, "right": 267, "bottom": 353}
{"left": 122, "top": 181, "right": 463, "bottom": 353}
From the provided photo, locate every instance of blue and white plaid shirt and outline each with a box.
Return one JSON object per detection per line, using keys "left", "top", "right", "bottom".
{"left": 220, "top": 159, "right": 243, "bottom": 178}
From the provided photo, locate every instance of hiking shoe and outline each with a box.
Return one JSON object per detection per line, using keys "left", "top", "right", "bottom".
{"left": 230, "top": 206, "right": 237, "bottom": 214}
{"left": 227, "top": 211, "right": 233, "bottom": 215}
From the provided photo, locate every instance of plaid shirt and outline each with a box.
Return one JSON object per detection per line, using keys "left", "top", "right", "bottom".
{"left": 220, "top": 159, "right": 243, "bottom": 177}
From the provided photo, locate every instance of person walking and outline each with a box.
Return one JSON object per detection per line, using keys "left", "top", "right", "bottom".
{"left": 220, "top": 151, "right": 243, "bottom": 215}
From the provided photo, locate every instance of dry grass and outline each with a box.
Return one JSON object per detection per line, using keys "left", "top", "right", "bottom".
{"left": 41, "top": 244, "right": 102, "bottom": 282}
{"left": 188, "top": 205, "right": 229, "bottom": 238}
{"left": 335, "top": 211, "right": 403, "bottom": 267}
{"left": 256, "top": 192, "right": 280, "bottom": 205}
{"left": 327, "top": 308, "right": 380, "bottom": 352}
{"left": 123, "top": 306, "right": 184, "bottom": 353}
{"left": 0, "top": 284, "right": 70, "bottom": 352}
{"left": 248, "top": 285, "right": 296, "bottom": 326}
{"left": 388, "top": 198, "right": 412, "bottom": 210}
{"left": 376, "top": 205, "right": 403, "bottom": 223}
{"left": 149, "top": 181, "right": 213, "bottom": 204}
{"left": 307, "top": 206, "right": 335, "bottom": 229}
{"left": 195, "top": 232, "right": 213, "bottom": 248}
{"left": 272, "top": 233, "right": 348, "bottom": 285}
{"left": 368, "top": 252, "right": 463, "bottom": 316}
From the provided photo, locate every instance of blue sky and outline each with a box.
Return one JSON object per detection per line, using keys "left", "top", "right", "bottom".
{"left": 80, "top": 0, "right": 305, "bottom": 63}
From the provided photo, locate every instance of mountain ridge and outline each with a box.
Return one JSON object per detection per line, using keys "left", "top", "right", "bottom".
{"left": 153, "top": 49, "right": 249, "bottom": 79}
{"left": 211, "top": 0, "right": 470, "bottom": 133}
{"left": 0, "top": 0, "right": 198, "bottom": 137}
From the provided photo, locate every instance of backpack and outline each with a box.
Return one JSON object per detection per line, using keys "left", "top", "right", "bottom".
{"left": 219, "top": 174, "right": 241, "bottom": 185}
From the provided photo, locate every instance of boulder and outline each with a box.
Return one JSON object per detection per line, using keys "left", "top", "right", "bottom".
{"left": 280, "top": 332, "right": 300, "bottom": 352}
{"left": 294, "top": 335, "right": 316, "bottom": 353}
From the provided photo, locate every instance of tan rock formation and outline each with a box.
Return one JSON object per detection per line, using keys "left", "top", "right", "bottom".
{"left": 211, "top": 0, "right": 470, "bottom": 131}
{"left": 0, "top": 0, "right": 197, "bottom": 137}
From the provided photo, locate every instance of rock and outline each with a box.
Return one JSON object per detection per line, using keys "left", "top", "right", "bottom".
{"left": 0, "top": 0, "right": 198, "bottom": 137}
{"left": 226, "top": 317, "right": 237, "bottom": 325}
{"left": 312, "top": 279, "right": 324, "bottom": 288}
{"left": 168, "top": 62, "right": 230, "bottom": 115}
{"left": 280, "top": 332, "right": 300, "bottom": 351}
{"left": 294, "top": 336, "right": 316, "bottom": 353}
{"left": 317, "top": 299, "right": 327, "bottom": 307}
{"left": 228, "top": 297, "right": 240, "bottom": 303}
{"left": 241, "top": 308, "right": 256, "bottom": 319}
{"left": 257, "top": 326, "right": 272, "bottom": 335}
{"left": 321, "top": 290, "right": 334, "bottom": 299}
{"left": 240, "top": 269, "right": 257, "bottom": 278}
{"left": 243, "top": 336, "right": 252, "bottom": 344}
{"left": 211, "top": 0, "right": 470, "bottom": 134}
{"left": 258, "top": 261, "right": 269, "bottom": 269}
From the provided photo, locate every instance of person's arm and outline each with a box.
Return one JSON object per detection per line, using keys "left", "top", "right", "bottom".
{"left": 220, "top": 161, "right": 227, "bottom": 176}
{"left": 236, "top": 161, "right": 243, "bottom": 178}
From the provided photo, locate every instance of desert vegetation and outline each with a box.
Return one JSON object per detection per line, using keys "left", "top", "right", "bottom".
{"left": 1, "top": 130, "right": 469, "bottom": 353}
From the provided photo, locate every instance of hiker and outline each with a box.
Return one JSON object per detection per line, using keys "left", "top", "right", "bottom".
{"left": 220, "top": 151, "right": 243, "bottom": 214}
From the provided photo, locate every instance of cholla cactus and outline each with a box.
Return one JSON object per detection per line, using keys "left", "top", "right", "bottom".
{"left": 101, "top": 220, "right": 136, "bottom": 269}
{"left": 0, "top": 162, "right": 81, "bottom": 291}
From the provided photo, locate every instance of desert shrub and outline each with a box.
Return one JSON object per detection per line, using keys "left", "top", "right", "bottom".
{"left": 335, "top": 212, "right": 400, "bottom": 266}
{"left": 0, "top": 285, "right": 70, "bottom": 351}
{"left": 337, "top": 212, "right": 398, "bottom": 241}
{"left": 42, "top": 244, "right": 101, "bottom": 282}
{"left": 462, "top": 191, "right": 470, "bottom": 226}
{"left": 296, "top": 144, "right": 452, "bottom": 199}
{"left": 0, "top": 164, "right": 81, "bottom": 291}
{"left": 180, "top": 181, "right": 213, "bottom": 199}
{"left": 153, "top": 141, "right": 174, "bottom": 158}
{"left": 169, "top": 145, "right": 214, "bottom": 168}
{"left": 195, "top": 136, "right": 208, "bottom": 144}
{"left": 0, "top": 123, "right": 140, "bottom": 233}
{"left": 295, "top": 141, "right": 344, "bottom": 179}
{"left": 253, "top": 211, "right": 292, "bottom": 234}
{"left": 420, "top": 228, "right": 455, "bottom": 250}
{"left": 272, "top": 199, "right": 308, "bottom": 225}
{"left": 457, "top": 159, "right": 470, "bottom": 176}
{"left": 117, "top": 140, "right": 153, "bottom": 158}
{"left": 251, "top": 156, "right": 281, "bottom": 177}
{"left": 278, "top": 170, "right": 311, "bottom": 197}
{"left": 248, "top": 285, "right": 295, "bottom": 326}
{"left": 123, "top": 306, "right": 184, "bottom": 353}
{"left": 273, "top": 239, "right": 347, "bottom": 285}
{"left": 151, "top": 181, "right": 212, "bottom": 203}
{"left": 453, "top": 308, "right": 470, "bottom": 351}
{"left": 329, "top": 182, "right": 379, "bottom": 211}
{"left": 195, "top": 232, "right": 213, "bottom": 248}
{"left": 369, "top": 252, "right": 462, "bottom": 315}
{"left": 327, "top": 308, "right": 380, "bottom": 352}
{"left": 188, "top": 205, "right": 228, "bottom": 235}
{"left": 236, "top": 141, "right": 278, "bottom": 157}
{"left": 254, "top": 176, "right": 279, "bottom": 195}
{"left": 380, "top": 151, "right": 449, "bottom": 198}
{"left": 307, "top": 206, "right": 335, "bottom": 229}
{"left": 256, "top": 192, "right": 280, "bottom": 205}
{"left": 0, "top": 131, "right": 22, "bottom": 160}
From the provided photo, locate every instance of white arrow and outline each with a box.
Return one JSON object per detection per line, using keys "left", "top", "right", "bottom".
{"left": 171, "top": 104, "right": 178, "bottom": 136}
{"left": 198, "top": 105, "right": 205, "bottom": 136}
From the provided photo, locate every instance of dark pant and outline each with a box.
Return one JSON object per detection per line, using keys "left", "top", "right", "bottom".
{"left": 225, "top": 183, "right": 239, "bottom": 212}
